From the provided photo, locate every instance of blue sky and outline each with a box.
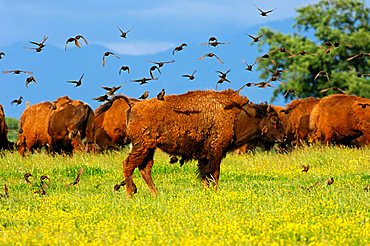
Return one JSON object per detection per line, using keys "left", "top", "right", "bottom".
{"left": 0, "top": 0, "right": 369, "bottom": 118}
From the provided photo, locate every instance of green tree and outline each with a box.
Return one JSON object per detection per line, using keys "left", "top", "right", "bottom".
{"left": 257, "top": 0, "right": 370, "bottom": 101}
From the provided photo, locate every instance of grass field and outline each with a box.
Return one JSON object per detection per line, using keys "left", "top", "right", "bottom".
{"left": 1, "top": 146, "right": 370, "bottom": 245}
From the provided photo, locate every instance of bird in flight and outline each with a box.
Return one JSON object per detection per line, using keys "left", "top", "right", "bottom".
{"left": 101, "top": 85, "right": 122, "bottom": 96}
{"left": 3, "top": 69, "right": 33, "bottom": 75}
{"left": 147, "top": 60, "right": 175, "bottom": 68}
{"left": 255, "top": 6, "right": 277, "bottom": 16}
{"left": 102, "top": 52, "right": 120, "bottom": 66}
{"left": 182, "top": 70, "right": 196, "bottom": 80}
{"left": 197, "top": 53, "right": 224, "bottom": 64}
{"left": 65, "top": 35, "right": 88, "bottom": 50}
{"left": 118, "top": 26, "right": 134, "bottom": 39}
{"left": 216, "top": 69, "right": 231, "bottom": 89}
{"left": 26, "top": 76, "right": 37, "bottom": 88}
{"left": 0, "top": 52, "right": 5, "bottom": 59}
{"left": 131, "top": 77, "right": 156, "bottom": 85}
{"left": 247, "top": 34, "right": 263, "bottom": 45}
{"left": 67, "top": 73, "right": 84, "bottom": 87}
{"left": 172, "top": 43, "right": 187, "bottom": 55}
{"left": 119, "top": 66, "right": 130, "bottom": 75}
{"left": 243, "top": 60, "right": 256, "bottom": 71}
{"left": 25, "top": 35, "right": 48, "bottom": 52}
{"left": 93, "top": 94, "right": 109, "bottom": 102}
{"left": 149, "top": 65, "right": 161, "bottom": 80}
{"left": 11, "top": 96, "right": 23, "bottom": 106}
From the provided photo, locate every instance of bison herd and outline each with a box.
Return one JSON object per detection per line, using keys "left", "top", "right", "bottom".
{"left": 0, "top": 90, "right": 369, "bottom": 195}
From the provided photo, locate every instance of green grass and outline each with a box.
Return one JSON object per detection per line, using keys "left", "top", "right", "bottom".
{"left": 1, "top": 146, "right": 370, "bottom": 245}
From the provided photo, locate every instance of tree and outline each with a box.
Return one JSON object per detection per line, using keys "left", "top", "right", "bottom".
{"left": 257, "top": 0, "right": 370, "bottom": 101}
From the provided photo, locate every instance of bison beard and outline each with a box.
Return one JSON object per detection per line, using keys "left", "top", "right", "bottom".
{"left": 122, "top": 90, "right": 284, "bottom": 196}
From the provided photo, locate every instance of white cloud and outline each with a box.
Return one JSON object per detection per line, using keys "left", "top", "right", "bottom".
{"left": 101, "top": 41, "right": 175, "bottom": 56}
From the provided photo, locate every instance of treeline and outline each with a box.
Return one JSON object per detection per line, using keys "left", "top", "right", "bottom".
{"left": 5, "top": 118, "right": 18, "bottom": 142}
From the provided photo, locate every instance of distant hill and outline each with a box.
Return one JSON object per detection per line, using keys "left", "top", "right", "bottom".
{"left": 0, "top": 19, "right": 294, "bottom": 119}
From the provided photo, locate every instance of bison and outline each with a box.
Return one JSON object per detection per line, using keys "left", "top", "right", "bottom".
{"left": 0, "top": 104, "right": 10, "bottom": 150}
{"left": 17, "top": 96, "right": 95, "bottom": 155}
{"left": 309, "top": 94, "right": 370, "bottom": 146}
{"left": 122, "top": 90, "right": 285, "bottom": 196}
{"left": 48, "top": 96, "right": 95, "bottom": 154}
{"left": 93, "top": 95, "right": 134, "bottom": 151}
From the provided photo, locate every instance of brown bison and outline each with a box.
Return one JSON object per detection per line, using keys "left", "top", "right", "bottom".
{"left": 309, "top": 94, "right": 370, "bottom": 146}
{"left": 122, "top": 90, "right": 285, "bottom": 196}
{"left": 17, "top": 101, "right": 55, "bottom": 156}
{"left": 280, "top": 97, "right": 320, "bottom": 147}
{"left": 0, "top": 104, "right": 10, "bottom": 150}
{"left": 48, "top": 96, "right": 95, "bottom": 154}
{"left": 17, "top": 96, "right": 95, "bottom": 155}
{"left": 93, "top": 95, "right": 134, "bottom": 151}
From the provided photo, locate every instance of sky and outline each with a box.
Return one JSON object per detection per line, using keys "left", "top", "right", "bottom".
{"left": 0, "top": 0, "right": 369, "bottom": 118}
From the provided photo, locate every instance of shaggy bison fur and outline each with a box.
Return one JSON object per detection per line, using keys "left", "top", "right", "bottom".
{"left": 123, "top": 90, "right": 285, "bottom": 195}
{"left": 0, "top": 104, "right": 10, "bottom": 150}
{"left": 309, "top": 94, "right": 370, "bottom": 146}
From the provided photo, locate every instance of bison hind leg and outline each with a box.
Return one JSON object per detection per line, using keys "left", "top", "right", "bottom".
{"left": 197, "top": 156, "right": 221, "bottom": 188}
{"left": 138, "top": 148, "right": 158, "bottom": 195}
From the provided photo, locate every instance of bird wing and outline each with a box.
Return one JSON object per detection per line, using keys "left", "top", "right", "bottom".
{"left": 214, "top": 54, "right": 224, "bottom": 64}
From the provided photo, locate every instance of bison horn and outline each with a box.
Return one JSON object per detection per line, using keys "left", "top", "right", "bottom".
{"left": 267, "top": 104, "right": 272, "bottom": 113}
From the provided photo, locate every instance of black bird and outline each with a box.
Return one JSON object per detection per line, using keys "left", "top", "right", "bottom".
{"left": 157, "top": 89, "right": 165, "bottom": 101}
{"left": 243, "top": 60, "right": 256, "bottom": 71}
{"left": 255, "top": 6, "right": 277, "bottom": 16}
{"left": 75, "top": 35, "right": 88, "bottom": 45}
{"left": 102, "top": 85, "right": 122, "bottom": 96}
{"left": 249, "top": 81, "right": 274, "bottom": 88}
{"left": 118, "top": 26, "right": 134, "bottom": 39}
{"left": 26, "top": 35, "right": 48, "bottom": 52}
{"left": 269, "top": 47, "right": 294, "bottom": 56}
{"left": 197, "top": 53, "right": 224, "bottom": 64}
{"left": 216, "top": 69, "right": 231, "bottom": 89}
{"left": 26, "top": 76, "right": 37, "bottom": 88}
{"left": 149, "top": 65, "right": 161, "bottom": 79}
{"left": 172, "top": 43, "right": 187, "bottom": 55}
{"left": 67, "top": 73, "right": 84, "bottom": 87}
{"left": 255, "top": 53, "right": 272, "bottom": 63}
{"left": 93, "top": 94, "right": 109, "bottom": 102}
{"left": 40, "top": 175, "right": 50, "bottom": 190}
{"left": 11, "top": 96, "right": 23, "bottom": 106}
{"left": 139, "top": 91, "right": 149, "bottom": 99}
{"left": 119, "top": 66, "right": 130, "bottom": 75}
{"left": 131, "top": 77, "right": 156, "bottom": 85}
{"left": 102, "top": 52, "right": 120, "bottom": 66}
{"left": 247, "top": 34, "right": 263, "bottom": 44}
{"left": 70, "top": 167, "right": 84, "bottom": 186}
{"left": 3, "top": 69, "right": 33, "bottom": 75}
{"left": 182, "top": 70, "right": 196, "bottom": 80}
{"left": 147, "top": 60, "right": 175, "bottom": 68}
{"left": 0, "top": 52, "right": 5, "bottom": 59}
{"left": 65, "top": 35, "right": 88, "bottom": 50}
{"left": 201, "top": 37, "right": 230, "bottom": 47}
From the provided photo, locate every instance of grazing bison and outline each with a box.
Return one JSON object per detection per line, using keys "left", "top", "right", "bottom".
{"left": 48, "top": 96, "right": 95, "bottom": 154}
{"left": 93, "top": 95, "right": 134, "bottom": 151}
{"left": 309, "top": 94, "right": 370, "bottom": 146}
{"left": 123, "top": 90, "right": 285, "bottom": 195}
{"left": 280, "top": 97, "right": 320, "bottom": 147}
{"left": 17, "top": 101, "right": 55, "bottom": 156}
{"left": 0, "top": 104, "right": 10, "bottom": 150}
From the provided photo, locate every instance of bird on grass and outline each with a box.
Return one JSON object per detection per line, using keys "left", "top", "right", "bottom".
{"left": 118, "top": 26, "right": 134, "bottom": 39}
{"left": 0, "top": 184, "right": 9, "bottom": 198}
{"left": 302, "top": 165, "right": 310, "bottom": 172}
{"left": 255, "top": 6, "right": 277, "bottom": 16}
{"left": 11, "top": 96, "right": 23, "bottom": 106}
{"left": 157, "top": 89, "right": 165, "bottom": 101}
{"left": 139, "top": 91, "right": 149, "bottom": 99}
{"left": 182, "top": 70, "right": 196, "bottom": 80}
{"left": 326, "top": 177, "right": 334, "bottom": 186}
{"left": 24, "top": 173, "right": 33, "bottom": 183}
{"left": 69, "top": 167, "right": 84, "bottom": 186}
{"left": 172, "top": 43, "right": 187, "bottom": 55}
{"left": 102, "top": 52, "right": 120, "bottom": 66}
{"left": 197, "top": 53, "right": 224, "bottom": 64}
{"left": 26, "top": 76, "right": 37, "bottom": 88}
{"left": 67, "top": 73, "right": 84, "bottom": 87}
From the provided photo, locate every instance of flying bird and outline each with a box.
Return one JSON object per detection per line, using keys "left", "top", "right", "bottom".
{"left": 102, "top": 52, "right": 120, "bottom": 66}
{"left": 346, "top": 52, "right": 370, "bottom": 61}
{"left": 147, "top": 60, "right": 175, "bottom": 68}
{"left": 243, "top": 60, "right": 256, "bottom": 71}
{"left": 139, "top": 91, "right": 149, "bottom": 99}
{"left": 131, "top": 77, "right": 156, "bottom": 85}
{"left": 3, "top": 69, "right": 32, "bottom": 75}
{"left": 269, "top": 47, "right": 293, "bottom": 56}
{"left": 67, "top": 73, "right": 84, "bottom": 87}
{"left": 182, "top": 70, "right": 196, "bottom": 80}
{"left": 320, "top": 87, "right": 346, "bottom": 94}
{"left": 11, "top": 96, "right": 23, "bottom": 106}
{"left": 216, "top": 69, "right": 231, "bottom": 89}
{"left": 118, "top": 26, "right": 134, "bottom": 39}
{"left": 93, "top": 94, "right": 109, "bottom": 102}
{"left": 172, "top": 43, "right": 187, "bottom": 55}
{"left": 255, "top": 6, "right": 277, "bottom": 16}
{"left": 197, "top": 53, "right": 224, "bottom": 64}
{"left": 0, "top": 52, "right": 5, "bottom": 59}
{"left": 247, "top": 34, "right": 263, "bottom": 44}
{"left": 119, "top": 66, "right": 130, "bottom": 75}
{"left": 314, "top": 70, "right": 330, "bottom": 82}
{"left": 288, "top": 50, "right": 316, "bottom": 58}
{"left": 26, "top": 76, "right": 37, "bottom": 88}
{"left": 157, "top": 89, "right": 165, "bottom": 101}
{"left": 26, "top": 35, "right": 48, "bottom": 52}
{"left": 149, "top": 65, "right": 161, "bottom": 79}
{"left": 65, "top": 35, "right": 88, "bottom": 50}
{"left": 201, "top": 37, "right": 230, "bottom": 47}
{"left": 101, "top": 85, "right": 122, "bottom": 96}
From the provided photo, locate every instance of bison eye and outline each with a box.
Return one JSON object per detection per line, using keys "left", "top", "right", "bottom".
{"left": 271, "top": 116, "right": 278, "bottom": 124}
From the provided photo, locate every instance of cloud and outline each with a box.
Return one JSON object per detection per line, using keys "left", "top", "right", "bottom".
{"left": 100, "top": 41, "right": 175, "bottom": 56}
